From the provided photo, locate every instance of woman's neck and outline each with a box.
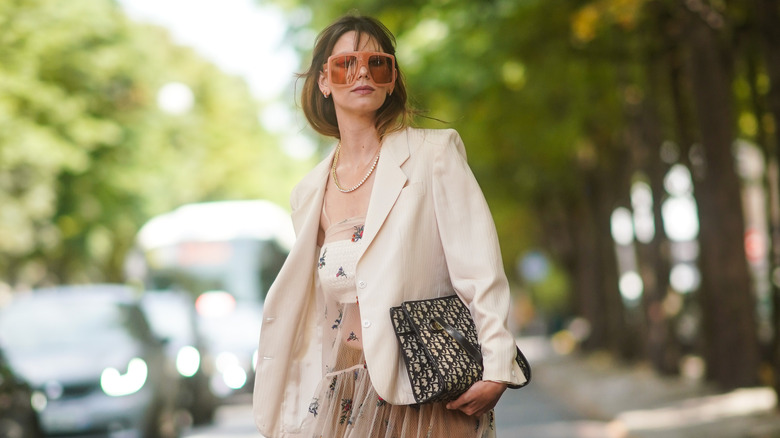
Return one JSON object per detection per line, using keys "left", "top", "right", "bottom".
{"left": 337, "top": 123, "right": 381, "bottom": 166}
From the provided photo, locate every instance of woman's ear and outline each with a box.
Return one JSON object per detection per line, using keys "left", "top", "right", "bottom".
{"left": 319, "top": 71, "right": 330, "bottom": 98}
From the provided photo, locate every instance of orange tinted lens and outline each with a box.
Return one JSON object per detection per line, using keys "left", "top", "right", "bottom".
{"left": 368, "top": 55, "right": 393, "bottom": 84}
{"left": 329, "top": 55, "right": 358, "bottom": 84}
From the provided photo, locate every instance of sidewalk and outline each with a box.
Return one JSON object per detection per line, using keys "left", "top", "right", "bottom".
{"left": 520, "top": 337, "right": 780, "bottom": 438}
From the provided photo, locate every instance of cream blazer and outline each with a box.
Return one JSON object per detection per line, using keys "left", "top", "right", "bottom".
{"left": 253, "top": 127, "right": 527, "bottom": 437}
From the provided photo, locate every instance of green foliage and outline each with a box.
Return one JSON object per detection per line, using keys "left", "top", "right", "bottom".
{"left": 0, "top": 0, "right": 311, "bottom": 286}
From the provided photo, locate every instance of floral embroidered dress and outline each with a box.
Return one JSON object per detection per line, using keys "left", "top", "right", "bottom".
{"left": 303, "top": 212, "right": 495, "bottom": 438}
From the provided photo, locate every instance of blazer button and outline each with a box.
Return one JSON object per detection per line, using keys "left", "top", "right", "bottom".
{"left": 362, "top": 320, "right": 371, "bottom": 328}
{"left": 358, "top": 280, "right": 367, "bottom": 289}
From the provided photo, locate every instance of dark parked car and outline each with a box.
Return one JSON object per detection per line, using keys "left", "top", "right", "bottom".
{"left": 139, "top": 290, "right": 218, "bottom": 424}
{"left": 193, "top": 291, "right": 262, "bottom": 399}
{"left": 0, "top": 348, "right": 42, "bottom": 438}
{"left": 0, "top": 285, "right": 180, "bottom": 438}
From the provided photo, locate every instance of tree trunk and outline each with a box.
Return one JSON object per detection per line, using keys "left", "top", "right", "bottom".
{"left": 683, "top": 11, "right": 760, "bottom": 389}
{"left": 629, "top": 94, "right": 679, "bottom": 373}
{"left": 754, "top": 0, "right": 780, "bottom": 399}
{"left": 595, "top": 147, "right": 635, "bottom": 358}
{"left": 572, "top": 170, "right": 611, "bottom": 351}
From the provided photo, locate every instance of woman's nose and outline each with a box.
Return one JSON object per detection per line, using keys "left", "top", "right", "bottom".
{"left": 357, "top": 65, "right": 370, "bottom": 79}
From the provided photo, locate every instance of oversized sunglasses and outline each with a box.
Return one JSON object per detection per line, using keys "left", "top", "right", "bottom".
{"left": 324, "top": 51, "right": 396, "bottom": 86}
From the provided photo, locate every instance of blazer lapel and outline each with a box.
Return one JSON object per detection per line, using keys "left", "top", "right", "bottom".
{"left": 290, "top": 148, "right": 335, "bottom": 236}
{"left": 359, "top": 129, "right": 410, "bottom": 258}
{"left": 291, "top": 129, "right": 410, "bottom": 260}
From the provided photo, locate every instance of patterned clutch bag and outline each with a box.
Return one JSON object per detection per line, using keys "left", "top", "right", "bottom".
{"left": 390, "top": 295, "right": 531, "bottom": 404}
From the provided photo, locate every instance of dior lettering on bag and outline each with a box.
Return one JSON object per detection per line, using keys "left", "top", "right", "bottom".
{"left": 390, "top": 295, "right": 531, "bottom": 404}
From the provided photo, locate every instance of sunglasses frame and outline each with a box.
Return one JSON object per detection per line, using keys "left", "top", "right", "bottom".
{"left": 323, "top": 51, "right": 397, "bottom": 87}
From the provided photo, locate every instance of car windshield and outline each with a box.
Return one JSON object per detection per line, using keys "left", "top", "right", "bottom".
{"left": 0, "top": 297, "right": 139, "bottom": 353}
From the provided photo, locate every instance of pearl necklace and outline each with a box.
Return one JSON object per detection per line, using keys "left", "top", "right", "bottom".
{"left": 331, "top": 142, "right": 381, "bottom": 193}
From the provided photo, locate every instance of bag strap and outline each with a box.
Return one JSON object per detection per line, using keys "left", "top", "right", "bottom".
{"left": 430, "top": 316, "right": 483, "bottom": 364}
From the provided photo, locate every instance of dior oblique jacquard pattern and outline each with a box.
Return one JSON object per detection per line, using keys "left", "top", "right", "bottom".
{"left": 390, "top": 296, "right": 483, "bottom": 404}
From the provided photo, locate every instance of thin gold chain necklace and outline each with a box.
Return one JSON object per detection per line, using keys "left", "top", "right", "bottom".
{"left": 331, "top": 142, "right": 381, "bottom": 193}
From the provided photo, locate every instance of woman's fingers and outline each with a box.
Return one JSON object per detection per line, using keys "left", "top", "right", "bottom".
{"left": 445, "top": 380, "right": 507, "bottom": 417}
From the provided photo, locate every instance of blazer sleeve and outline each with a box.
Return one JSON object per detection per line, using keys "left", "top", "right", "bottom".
{"left": 431, "top": 130, "right": 524, "bottom": 385}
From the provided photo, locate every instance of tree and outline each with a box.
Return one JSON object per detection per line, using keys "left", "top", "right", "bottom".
{"left": 678, "top": 1, "right": 758, "bottom": 388}
{"left": 0, "top": 0, "right": 311, "bottom": 287}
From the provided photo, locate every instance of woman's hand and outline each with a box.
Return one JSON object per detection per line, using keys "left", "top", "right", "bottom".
{"left": 445, "top": 380, "right": 507, "bottom": 417}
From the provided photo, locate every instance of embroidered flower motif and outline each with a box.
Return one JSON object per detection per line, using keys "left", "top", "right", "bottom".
{"left": 351, "top": 225, "right": 365, "bottom": 242}
{"left": 376, "top": 395, "right": 387, "bottom": 407}
{"left": 336, "top": 266, "right": 346, "bottom": 278}
{"left": 351, "top": 400, "right": 364, "bottom": 424}
{"left": 308, "top": 398, "right": 319, "bottom": 417}
{"left": 328, "top": 376, "right": 337, "bottom": 396}
{"left": 347, "top": 331, "right": 358, "bottom": 342}
{"left": 332, "top": 308, "right": 343, "bottom": 330}
{"left": 339, "top": 398, "right": 353, "bottom": 424}
{"left": 318, "top": 248, "right": 327, "bottom": 269}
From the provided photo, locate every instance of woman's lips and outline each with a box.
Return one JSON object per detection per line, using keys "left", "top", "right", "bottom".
{"left": 352, "top": 85, "right": 375, "bottom": 94}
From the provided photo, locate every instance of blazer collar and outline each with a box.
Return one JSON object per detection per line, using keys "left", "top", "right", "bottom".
{"left": 360, "top": 128, "right": 410, "bottom": 256}
{"left": 291, "top": 128, "right": 411, "bottom": 255}
{"left": 289, "top": 147, "right": 335, "bottom": 232}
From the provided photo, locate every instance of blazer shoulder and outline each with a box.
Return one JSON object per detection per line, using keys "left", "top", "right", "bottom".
{"left": 402, "top": 127, "right": 466, "bottom": 159}
{"left": 290, "top": 147, "right": 334, "bottom": 210}
{"left": 401, "top": 127, "right": 460, "bottom": 144}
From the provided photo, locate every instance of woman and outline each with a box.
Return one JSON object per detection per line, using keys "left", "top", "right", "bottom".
{"left": 253, "top": 14, "right": 527, "bottom": 438}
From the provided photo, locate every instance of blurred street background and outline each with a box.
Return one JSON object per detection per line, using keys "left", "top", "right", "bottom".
{"left": 3, "top": 0, "right": 780, "bottom": 437}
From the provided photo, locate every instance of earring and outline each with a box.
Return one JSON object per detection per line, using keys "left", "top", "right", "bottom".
{"left": 323, "top": 91, "right": 330, "bottom": 98}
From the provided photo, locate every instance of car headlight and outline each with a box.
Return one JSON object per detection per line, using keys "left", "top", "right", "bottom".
{"left": 215, "top": 352, "right": 246, "bottom": 390}
{"left": 31, "top": 391, "right": 47, "bottom": 411}
{"left": 176, "top": 346, "right": 201, "bottom": 377}
{"left": 100, "top": 357, "right": 148, "bottom": 396}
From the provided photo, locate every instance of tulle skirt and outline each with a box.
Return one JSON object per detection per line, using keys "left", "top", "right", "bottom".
{"left": 303, "top": 362, "right": 495, "bottom": 438}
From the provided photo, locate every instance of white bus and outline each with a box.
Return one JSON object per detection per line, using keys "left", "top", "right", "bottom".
{"left": 127, "top": 200, "right": 294, "bottom": 399}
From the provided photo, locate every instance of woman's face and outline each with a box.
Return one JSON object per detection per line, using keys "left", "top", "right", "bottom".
{"left": 319, "top": 31, "right": 395, "bottom": 120}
